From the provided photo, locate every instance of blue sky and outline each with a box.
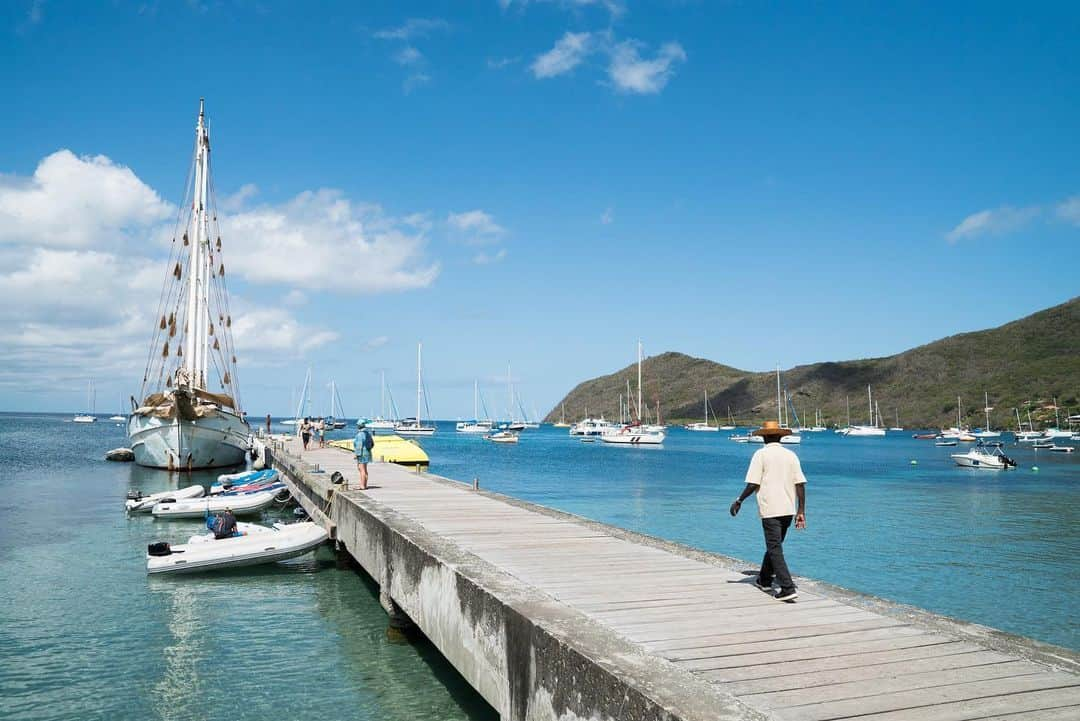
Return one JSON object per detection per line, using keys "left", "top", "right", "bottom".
{"left": 2, "top": 1, "right": 1078, "bottom": 418}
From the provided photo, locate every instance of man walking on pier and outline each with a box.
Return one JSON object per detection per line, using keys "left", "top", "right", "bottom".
{"left": 355, "top": 419, "right": 373, "bottom": 491}
{"left": 730, "top": 420, "right": 807, "bottom": 602}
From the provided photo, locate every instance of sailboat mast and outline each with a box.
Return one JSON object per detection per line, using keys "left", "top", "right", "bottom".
{"left": 984, "top": 391, "right": 991, "bottom": 430}
{"left": 867, "top": 386, "right": 873, "bottom": 426}
{"left": 474, "top": 379, "right": 479, "bottom": 421}
{"left": 185, "top": 99, "right": 212, "bottom": 390}
{"left": 417, "top": 343, "right": 423, "bottom": 425}
{"left": 704, "top": 388, "right": 708, "bottom": 424}
{"left": 380, "top": 370, "right": 386, "bottom": 418}
{"left": 776, "top": 364, "right": 782, "bottom": 424}
{"left": 637, "top": 340, "right": 643, "bottom": 425}
{"left": 507, "top": 361, "right": 512, "bottom": 423}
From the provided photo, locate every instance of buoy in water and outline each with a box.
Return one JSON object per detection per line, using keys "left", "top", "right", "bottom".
{"left": 1032, "top": 466, "right": 1039, "bottom": 472}
{"left": 910, "top": 460, "right": 918, "bottom": 465}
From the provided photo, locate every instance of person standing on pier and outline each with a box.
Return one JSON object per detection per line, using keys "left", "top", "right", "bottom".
{"left": 265, "top": 413, "right": 272, "bottom": 436}
{"left": 355, "top": 419, "right": 373, "bottom": 490}
{"left": 730, "top": 420, "right": 806, "bottom": 602}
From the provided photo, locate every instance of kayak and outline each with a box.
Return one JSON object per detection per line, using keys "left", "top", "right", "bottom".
{"left": 146, "top": 521, "right": 328, "bottom": 574}
{"left": 126, "top": 484, "right": 205, "bottom": 513}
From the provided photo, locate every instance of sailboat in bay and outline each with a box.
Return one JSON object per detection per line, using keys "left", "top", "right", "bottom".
{"left": 457, "top": 380, "right": 494, "bottom": 434}
{"left": 396, "top": 343, "right": 436, "bottom": 436}
{"left": 749, "top": 365, "right": 801, "bottom": 444}
{"left": 553, "top": 403, "right": 571, "bottom": 428}
{"left": 367, "top": 370, "right": 398, "bottom": 431}
{"left": 127, "top": 100, "right": 250, "bottom": 470}
{"left": 73, "top": 380, "right": 97, "bottom": 423}
{"left": 685, "top": 389, "right": 720, "bottom": 431}
{"left": 839, "top": 386, "right": 886, "bottom": 437}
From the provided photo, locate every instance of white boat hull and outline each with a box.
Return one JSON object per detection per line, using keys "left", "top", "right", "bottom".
{"left": 952, "top": 452, "right": 1006, "bottom": 469}
{"left": 151, "top": 488, "right": 281, "bottom": 518}
{"left": 601, "top": 430, "right": 665, "bottom": 445}
{"left": 843, "top": 426, "right": 886, "bottom": 437}
{"left": 146, "top": 521, "right": 328, "bottom": 574}
{"left": 126, "top": 484, "right": 205, "bottom": 513}
{"left": 128, "top": 409, "right": 250, "bottom": 470}
{"left": 72, "top": 415, "right": 96, "bottom": 423}
{"left": 396, "top": 425, "right": 436, "bottom": 436}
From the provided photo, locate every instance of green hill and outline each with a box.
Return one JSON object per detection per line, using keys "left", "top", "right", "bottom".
{"left": 545, "top": 297, "right": 1080, "bottom": 429}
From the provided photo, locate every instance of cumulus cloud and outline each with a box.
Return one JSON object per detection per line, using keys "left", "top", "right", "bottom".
{"left": 531, "top": 32, "right": 593, "bottom": 78}
{"left": 0, "top": 150, "right": 437, "bottom": 394}
{"left": 447, "top": 209, "right": 505, "bottom": 236}
{"left": 500, "top": 0, "right": 624, "bottom": 17}
{"left": 223, "top": 189, "right": 439, "bottom": 293}
{"left": 0, "top": 149, "right": 173, "bottom": 249}
{"left": 608, "top": 41, "right": 687, "bottom": 94}
{"left": 945, "top": 205, "right": 1041, "bottom": 242}
{"left": 1057, "top": 195, "right": 1080, "bottom": 225}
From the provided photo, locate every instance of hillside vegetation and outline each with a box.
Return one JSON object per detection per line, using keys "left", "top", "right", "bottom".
{"left": 545, "top": 297, "right": 1080, "bottom": 429}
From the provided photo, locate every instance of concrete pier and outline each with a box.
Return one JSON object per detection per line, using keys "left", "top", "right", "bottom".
{"left": 269, "top": 437, "right": 1080, "bottom": 721}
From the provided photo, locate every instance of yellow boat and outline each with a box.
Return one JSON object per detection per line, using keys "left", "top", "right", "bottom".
{"left": 329, "top": 435, "right": 429, "bottom": 468}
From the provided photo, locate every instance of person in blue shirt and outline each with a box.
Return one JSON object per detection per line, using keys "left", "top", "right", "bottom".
{"left": 355, "top": 419, "right": 373, "bottom": 490}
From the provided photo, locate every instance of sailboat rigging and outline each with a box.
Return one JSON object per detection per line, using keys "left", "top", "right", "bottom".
{"left": 127, "top": 100, "right": 250, "bottom": 469}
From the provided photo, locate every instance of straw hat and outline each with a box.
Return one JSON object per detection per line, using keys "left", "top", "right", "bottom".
{"left": 752, "top": 420, "right": 792, "bottom": 438}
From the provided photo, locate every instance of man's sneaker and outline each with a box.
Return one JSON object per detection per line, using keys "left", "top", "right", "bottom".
{"left": 775, "top": 588, "right": 798, "bottom": 602}
{"left": 753, "top": 580, "right": 773, "bottom": 592}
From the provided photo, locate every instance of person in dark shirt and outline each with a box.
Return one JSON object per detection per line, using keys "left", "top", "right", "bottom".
{"left": 213, "top": 508, "right": 238, "bottom": 539}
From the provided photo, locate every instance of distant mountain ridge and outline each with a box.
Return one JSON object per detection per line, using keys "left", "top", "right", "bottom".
{"left": 545, "top": 297, "right": 1080, "bottom": 429}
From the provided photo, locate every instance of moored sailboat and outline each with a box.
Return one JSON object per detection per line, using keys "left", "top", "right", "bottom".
{"left": 128, "top": 100, "right": 250, "bottom": 470}
{"left": 396, "top": 343, "right": 436, "bottom": 436}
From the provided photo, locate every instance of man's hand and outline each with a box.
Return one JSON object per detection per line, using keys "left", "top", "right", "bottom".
{"left": 729, "top": 500, "right": 742, "bottom": 517}
{"left": 795, "top": 512, "right": 806, "bottom": 529}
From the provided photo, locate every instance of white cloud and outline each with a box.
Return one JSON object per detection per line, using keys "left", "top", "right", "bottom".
{"left": 946, "top": 205, "right": 1041, "bottom": 242}
{"left": 600, "top": 207, "right": 614, "bottom": 225}
{"left": 231, "top": 307, "right": 338, "bottom": 356}
{"left": 403, "top": 73, "right": 431, "bottom": 94}
{"left": 1056, "top": 195, "right": 1080, "bottom": 226}
{"left": 487, "top": 56, "right": 519, "bottom": 70}
{"left": 473, "top": 249, "right": 508, "bottom": 265}
{"left": 0, "top": 149, "right": 173, "bottom": 249}
{"left": 282, "top": 289, "right": 307, "bottom": 306}
{"left": 394, "top": 46, "right": 424, "bottom": 66}
{"left": 448, "top": 209, "right": 505, "bottom": 236}
{"left": 500, "top": 0, "right": 624, "bottom": 17}
{"left": 223, "top": 189, "right": 440, "bottom": 293}
{"left": 608, "top": 41, "right": 686, "bottom": 94}
{"left": 531, "top": 32, "right": 593, "bottom": 78}
{"left": 360, "top": 335, "right": 390, "bottom": 351}
{"left": 373, "top": 18, "right": 450, "bottom": 40}
{"left": 220, "top": 183, "right": 259, "bottom": 211}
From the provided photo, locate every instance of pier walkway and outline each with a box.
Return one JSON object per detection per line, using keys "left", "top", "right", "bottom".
{"left": 269, "top": 437, "right": 1080, "bottom": 721}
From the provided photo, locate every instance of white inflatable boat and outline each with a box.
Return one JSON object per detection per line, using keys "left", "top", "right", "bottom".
{"left": 209, "top": 469, "right": 279, "bottom": 495}
{"left": 125, "top": 484, "right": 205, "bottom": 513}
{"left": 146, "top": 521, "right": 328, "bottom": 574}
{"left": 151, "top": 488, "right": 285, "bottom": 518}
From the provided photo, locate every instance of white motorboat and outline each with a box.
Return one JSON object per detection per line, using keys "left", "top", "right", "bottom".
{"left": 570, "top": 418, "right": 615, "bottom": 436}
{"left": 729, "top": 433, "right": 752, "bottom": 443}
{"left": 747, "top": 433, "right": 802, "bottom": 445}
{"left": 952, "top": 446, "right": 1016, "bottom": 469}
{"left": 600, "top": 424, "right": 665, "bottom": 445}
{"left": 127, "top": 100, "right": 250, "bottom": 470}
{"left": 126, "top": 484, "right": 205, "bottom": 513}
{"left": 1049, "top": 445, "right": 1075, "bottom": 453}
{"left": 151, "top": 488, "right": 284, "bottom": 518}
{"left": 486, "top": 430, "right": 519, "bottom": 444}
{"left": 211, "top": 468, "right": 279, "bottom": 494}
{"left": 146, "top": 521, "right": 328, "bottom": 574}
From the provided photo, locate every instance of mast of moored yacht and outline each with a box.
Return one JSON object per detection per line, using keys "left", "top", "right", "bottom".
{"left": 637, "top": 340, "right": 643, "bottom": 425}
{"left": 473, "top": 379, "right": 479, "bottom": 422}
{"left": 184, "top": 99, "right": 212, "bottom": 390}
{"left": 416, "top": 343, "right": 423, "bottom": 425}
{"left": 984, "top": 391, "right": 992, "bottom": 431}
{"left": 776, "top": 364, "right": 783, "bottom": 425}
{"left": 867, "top": 386, "right": 873, "bottom": 427}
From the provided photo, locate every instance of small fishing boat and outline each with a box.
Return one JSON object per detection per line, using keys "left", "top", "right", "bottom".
{"left": 1048, "top": 445, "right": 1075, "bottom": 453}
{"left": 913, "top": 433, "right": 938, "bottom": 440}
{"left": 151, "top": 488, "right": 286, "bottom": 518}
{"left": 146, "top": 520, "right": 328, "bottom": 574}
{"left": 486, "top": 430, "right": 519, "bottom": 444}
{"left": 952, "top": 446, "right": 1016, "bottom": 469}
{"left": 935, "top": 440, "right": 958, "bottom": 447}
{"left": 126, "top": 484, "right": 206, "bottom": 513}
{"left": 1032, "top": 441, "right": 1054, "bottom": 449}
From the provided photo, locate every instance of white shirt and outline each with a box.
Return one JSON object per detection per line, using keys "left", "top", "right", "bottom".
{"left": 744, "top": 442, "right": 806, "bottom": 518}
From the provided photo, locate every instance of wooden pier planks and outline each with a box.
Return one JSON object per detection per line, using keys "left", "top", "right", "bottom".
{"left": 275, "top": 439, "right": 1080, "bottom": 721}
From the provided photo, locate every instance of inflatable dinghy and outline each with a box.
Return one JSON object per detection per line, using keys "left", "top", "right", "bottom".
{"left": 126, "top": 484, "right": 205, "bottom": 513}
{"left": 146, "top": 521, "right": 328, "bottom": 574}
{"left": 151, "top": 488, "right": 286, "bottom": 518}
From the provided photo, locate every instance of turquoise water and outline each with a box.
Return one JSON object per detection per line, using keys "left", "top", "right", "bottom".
{"left": 1, "top": 415, "right": 1077, "bottom": 721}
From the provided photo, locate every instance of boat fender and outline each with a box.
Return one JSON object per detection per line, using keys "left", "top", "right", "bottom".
{"left": 330, "top": 471, "right": 345, "bottom": 485}
{"left": 274, "top": 489, "right": 292, "bottom": 503}
{"left": 147, "top": 542, "right": 172, "bottom": 557}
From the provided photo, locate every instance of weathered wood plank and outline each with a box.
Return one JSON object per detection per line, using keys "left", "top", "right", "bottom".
{"left": 771, "top": 673, "right": 1080, "bottom": 721}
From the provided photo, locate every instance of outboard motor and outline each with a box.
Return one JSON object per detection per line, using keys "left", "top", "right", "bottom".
{"left": 1003, "top": 455, "right": 1017, "bottom": 468}
{"left": 147, "top": 542, "right": 172, "bottom": 557}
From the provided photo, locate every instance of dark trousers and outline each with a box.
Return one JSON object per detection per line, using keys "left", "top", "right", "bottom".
{"left": 758, "top": 515, "right": 795, "bottom": 591}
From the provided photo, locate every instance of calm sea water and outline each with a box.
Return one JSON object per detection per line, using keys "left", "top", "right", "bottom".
{"left": 1, "top": 414, "right": 1076, "bottom": 721}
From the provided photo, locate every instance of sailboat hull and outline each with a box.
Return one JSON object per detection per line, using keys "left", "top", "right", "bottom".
{"left": 128, "top": 409, "right": 250, "bottom": 470}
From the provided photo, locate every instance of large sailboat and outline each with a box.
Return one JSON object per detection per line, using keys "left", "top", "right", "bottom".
{"left": 840, "top": 386, "right": 886, "bottom": 437}
{"left": 368, "top": 370, "right": 398, "bottom": 431}
{"left": 128, "top": 100, "right": 250, "bottom": 470}
{"left": 457, "top": 380, "right": 494, "bottom": 434}
{"left": 685, "top": 389, "right": 720, "bottom": 432}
